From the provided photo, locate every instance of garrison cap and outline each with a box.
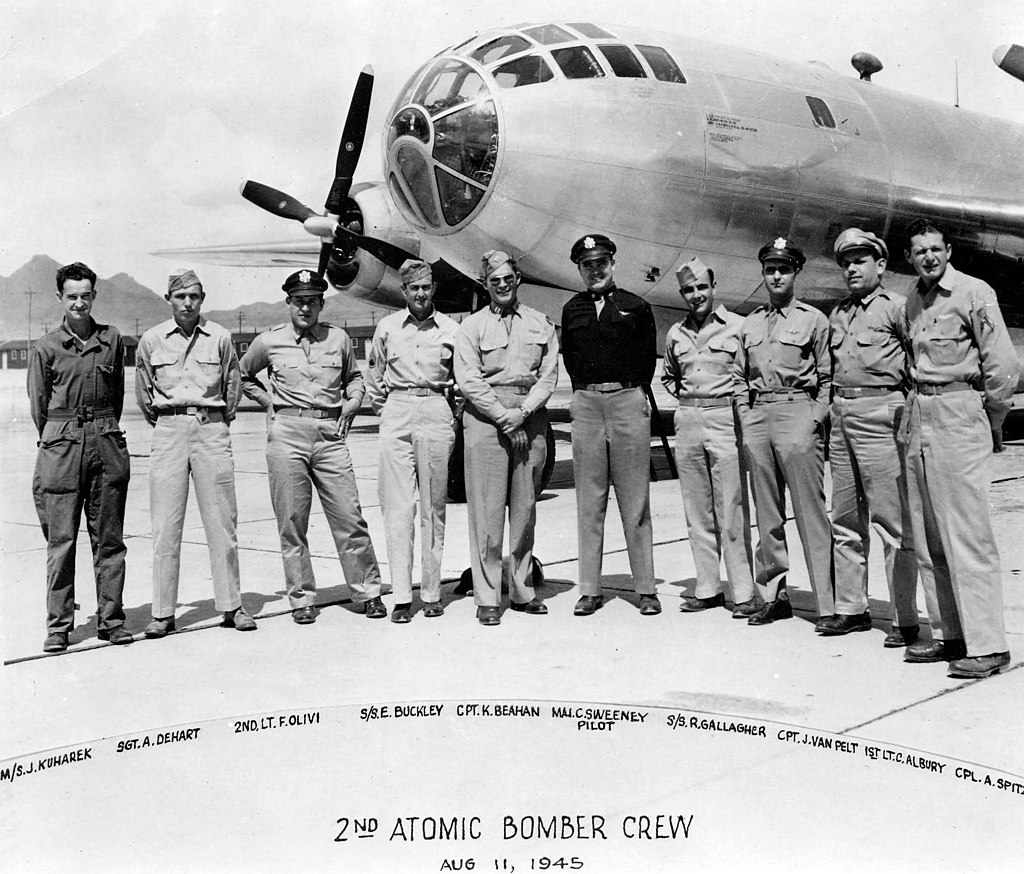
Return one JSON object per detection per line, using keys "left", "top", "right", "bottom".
{"left": 480, "top": 249, "right": 517, "bottom": 280}
{"left": 168, "top": 269, "right": 202, "bottom": 293}
{"left": 282, "top": 269, "right": 328, "bottom": 295}
{"left": 676, "top": 256, "right": 711, "bottom": 288}
{"left": 833, "top": 228, "right": 889, "bottom": 264}
{"left": 399, "top": 259, "right": 432, "bottom": 285}
{"left": 757, "top": 237, "right": 806, "bottom": 269}
{"left": 570, "top": 234, "right": 616, "bottom": 264}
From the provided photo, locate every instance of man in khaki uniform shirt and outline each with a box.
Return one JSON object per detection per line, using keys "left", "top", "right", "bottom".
{"left": 901, "top": 219, "right": 1019, "bottom": 678}
{"left": 454, "top": 251, "right": 558, "bottom": 626}
{"left": 822, "top": 230, "right": 918, "bottom": 645}
{"left": 135, "top": 269, "right": 256, "bottom": 637}
{"left": 733, "top": 239, "right": 834, "bottom": 627}
{"left": 366, "top": 260, "right": 458, "bottom": 623}
{"left": 239, "top": 270, "right": 385, "bottom": 624}
{"left": 662, "top": 257, "right": 756, "bottom": 617}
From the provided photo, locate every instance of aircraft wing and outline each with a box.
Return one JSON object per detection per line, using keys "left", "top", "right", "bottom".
{"left": 152, "top": 241, "right": 321, "bottom": 269}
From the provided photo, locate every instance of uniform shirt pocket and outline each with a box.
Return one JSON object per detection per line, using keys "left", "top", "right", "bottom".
{"left": 854, "top": 331, "right": 895, "bottom": 373}
{"left": 150, "top": 350, "right": 181, "bottom": 388}
{"left": 703, "top": 339, "right": 737, "bottom": 374}
{"left": 923, "top": 316, "right": 964, "bottom": 367}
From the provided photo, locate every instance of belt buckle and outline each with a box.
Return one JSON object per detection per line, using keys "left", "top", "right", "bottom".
{"left": 76, "top": 406, "right": 94, "bottom": 423}
{"left": 194, "top": 407, "right": 209, "bottom": 424}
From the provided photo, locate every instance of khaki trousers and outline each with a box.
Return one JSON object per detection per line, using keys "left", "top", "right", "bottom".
{"left": 377, "top": 393, "right": 455, "bottom": 604}
{"left": 903, "top": 391, "right": 1007, "bottom": 656}
{"left": 463, "top": 389, "right": 548, "bottom": 608}
{"left": 266, "top": 415, "right": 382, "bottom": 609}
{"left": 673, "top": 404, "right": 754, "bottom": 602}
{"left": 571, "top": 387, "right": 656, "bottom": 595}
{"left": 149, "top": 415, "right": 241, "bottom": 617}
{"left": 829, "top": 394, "right": 917, "bottom": 623}
{"left": 741, "top": 398, "right": 834, "bottom": 614}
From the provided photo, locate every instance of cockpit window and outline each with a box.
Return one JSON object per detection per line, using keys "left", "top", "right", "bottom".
{"left": 432, "top": 101, "right": 499, "bottom": 184}
{"left": 598, "top": 45, "right": 647, "bottom": 78}
{"left": 636, "top": 45, "right": 687, "bottom": 83}
{"left": 805, "top": 96, "right": 836, "bottom": 128}
{"left": 470, "top": 35, "right": 532, "bottom": 65}
{"left": 435, "top": 168, "right": 486, "bottom": 225}
{"left": 523, "top": 24, "right": 574, "bottom": 45}
{"left": 569, "top": 23, "right": 616, "bottom": 38}
{"left": 388, "top": 107, "right": 430, "bottom": 148}
{"left": 493, "top": 54, "right": 555, "bottom": 89}
{"left": 551, "top": 45, "right": 605, "bottom": 79}
{"left": 412, "top": 60, "right": 488, "bottom": 116}
{"left": 393, "top": 70, "right": 421, "bottom": 113}
{"left": 396, "top": 146, "right": 441, "bottom": 228}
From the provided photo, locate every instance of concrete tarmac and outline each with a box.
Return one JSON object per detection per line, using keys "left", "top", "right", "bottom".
{"left": 1, "top": 368, "right": 1022, "bottom": 872}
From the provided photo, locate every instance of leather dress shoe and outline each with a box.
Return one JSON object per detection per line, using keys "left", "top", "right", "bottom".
{"left": 292, "top": 606, "right": 317, "bottom": 625}
{"left": 224, "top": 608, "right": 256, "bottom": 631}
{"left": 98, "top": 626, "right": 134, "bottom": 645}
{"left": 574, "top": 595, "right": 604, "bottom": 616}
{"left": 639, "top": 594, "right": 662, "bottom": 616}
{"left": 813, "top": 614, "right": 836, "bottom": 633}
{"left": 422, "top": 602, "right": 444, "bottom": 618}
{"left": 731, "top": 599, "right": 759, "bottom": 619}
{"left": 391, "top": 604, "right": 412, "bottom": 624}
{"left": 477, "top": 606, "right": 501, "bottom": 626}
{"left": 817, "top": 612, "right": 872, "bottom": 636}
{"left": 144, "top": 617, "right": 176, "bottom": 638}
{"left": 747, "top": 597, "right": 793, "bottom": 626}
{"left": 510, "top": 598, "right": 548, "bottom": 615}
{"left": 904, "top": 638, "right": 966, "bottom": 663}
{"left": 948, "top": 652, "right": 1011, "bottom": 679}
{"left": 679, "top": 593, "right": 725, "bottom": 613}
{"left": 883, "top": 624, "right": 920, "bottom": 648}
{"left": 43, "top": 632, "right": 68, "bottom": 653}
{"left": 363, "top": 596, "right": 387, "bottom": 619}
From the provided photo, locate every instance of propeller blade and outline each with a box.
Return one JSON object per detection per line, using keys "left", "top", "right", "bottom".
{"left": 317, "top": 241, "right": 333, "bottom": 278}
{"left": 325, "top": 65, "right": 374, "bottom": 213}
{"left": 333, "top": 224, "right": 416, "bottom": 270}
{"left": 240, "top": 180, "right": 318, "bottom": 223}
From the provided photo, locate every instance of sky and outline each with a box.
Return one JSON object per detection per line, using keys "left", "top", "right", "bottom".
{"left": 2, "top": 0, "right": 1022, "bottom": 308}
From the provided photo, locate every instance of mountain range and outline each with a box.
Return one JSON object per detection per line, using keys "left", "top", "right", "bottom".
{"left": 0, "top": 256, "right": 389, "bottom": 342}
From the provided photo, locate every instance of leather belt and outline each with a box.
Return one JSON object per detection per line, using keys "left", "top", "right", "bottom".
{"left": 390, "top": 387, "right": 443, "bottom": 396}
{"left": 492, "top": 385, "right": 530, "bottom": 396}
{"left": 913, "top": 381, "right": 974, "bottom": 395}
{"left": 678, "top": 395, "right": 732, "bottom": 408}
{"left": 577, "top": 381, "right": 639, "bottom": 392}
{"left": 274, "top": 406, "right": 343, "bottom": 419}
{"left": 834, "top": 386, "right": 902, "bottom": 399}
{"left": 156, "top": 406, "right": 226, "bottom": 422}
{"left": 46, "top": 405, "right": 116, "bottom": 422}
{"left": 756, "top": 388, "right": 809, "bottom": 403}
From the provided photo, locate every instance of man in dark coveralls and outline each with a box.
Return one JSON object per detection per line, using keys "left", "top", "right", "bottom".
{"left": 561, "top": 234, "right": 659, "bottom": 616}
{"left": 28, "top": 261, "right": 133, "bottom": 652}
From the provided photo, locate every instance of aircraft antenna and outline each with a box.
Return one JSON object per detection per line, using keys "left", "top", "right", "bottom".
{"left": 954, "top": 56, "right": 960, "bottom": 108}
